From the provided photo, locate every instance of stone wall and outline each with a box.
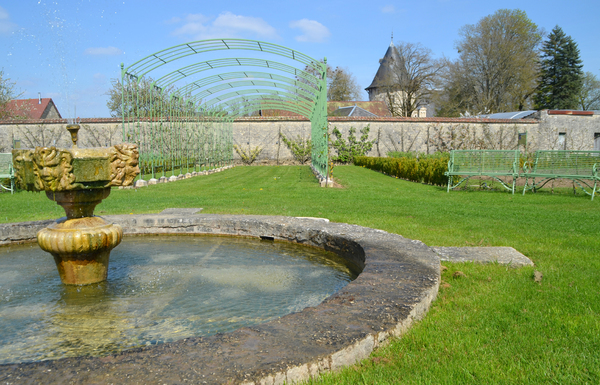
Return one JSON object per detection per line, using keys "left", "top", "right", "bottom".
{"left": 1, "top": 112, "right": 598, "bottom": 161}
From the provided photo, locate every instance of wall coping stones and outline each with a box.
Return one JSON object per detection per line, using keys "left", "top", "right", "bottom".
{"left": 0, "top": 115, "right": 540, "bottom": 125}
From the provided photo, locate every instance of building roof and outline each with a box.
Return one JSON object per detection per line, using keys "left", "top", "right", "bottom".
{"left": 365, "top": 42, "right": 406, "bottom": 91}
{"left": 327, "top": 101, "right": 391, "bottom": 117}
{"left": 259, "top": 101, "right": 392, "bottom": 118}
{"left": 329, "top": 105, "right": 378, "bottom": 117}
{"left": 5, "top": 98, "right": 62, "bottom": 119}
{"left": 479, "top": 111, "right": 536, "bottom": 119}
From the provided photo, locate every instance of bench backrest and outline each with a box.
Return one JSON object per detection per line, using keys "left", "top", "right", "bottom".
{"left": 531, "top": 150, "right": 600, "bottom": 177}
{"left": 0, "top": 153, "right": 14, "bottom": 177}
{"left": 450, "top": 150, "right": 519, "bottom": 174}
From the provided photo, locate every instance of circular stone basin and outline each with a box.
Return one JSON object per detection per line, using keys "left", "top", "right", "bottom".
{"left": 0, "top": 236, "right": 356, "bottom": 364}
{"left": 0, "top": 214, "right": 440, "bottom": 384}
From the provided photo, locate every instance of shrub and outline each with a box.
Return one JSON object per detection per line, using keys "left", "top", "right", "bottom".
{"left": 330, "top": 125, "right": 375, "bottom": 164}
{"left": 355, "top": 152, "right": 450, "bottom": 186}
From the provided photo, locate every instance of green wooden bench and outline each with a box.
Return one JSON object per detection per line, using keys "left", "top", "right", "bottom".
{"left": 522, "top": 150, "right": 599, "bottom": 200}
{"left": 446, "top": 150, "right": 520, "bottom": 194}
{"left": 0, "top": 153, "right": 15, "bottom": 194}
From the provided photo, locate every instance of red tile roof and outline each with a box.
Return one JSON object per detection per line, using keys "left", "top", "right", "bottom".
{"left": 5, "top": 98, "right": 62, "bottom": 119}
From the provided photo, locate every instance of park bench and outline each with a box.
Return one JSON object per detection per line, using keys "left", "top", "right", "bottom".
{"left": 0, "top": 153, "right": 15, "bottom": 194}
{"left": 522, "top": 150, "right": 599, "bottom": 200}
{"left": 446, "top": 150, "right": 520, "bottom": 194}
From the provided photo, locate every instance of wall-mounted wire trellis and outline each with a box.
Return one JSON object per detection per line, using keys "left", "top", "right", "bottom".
{"left": 120, "top": 39, "right": 329, "bottom": 180}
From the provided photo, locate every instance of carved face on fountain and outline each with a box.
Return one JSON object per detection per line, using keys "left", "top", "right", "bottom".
{"left": 12, "top": 125, "right": 140, "bottom": 285}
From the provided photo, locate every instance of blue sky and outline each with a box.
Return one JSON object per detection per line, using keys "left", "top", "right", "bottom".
{"left": 1, "top": 0, "right": 599, "bottom": 118}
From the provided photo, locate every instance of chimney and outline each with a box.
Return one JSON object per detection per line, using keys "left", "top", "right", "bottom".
{"left": 38, "top": 92, "right": 41, "bottom": 104}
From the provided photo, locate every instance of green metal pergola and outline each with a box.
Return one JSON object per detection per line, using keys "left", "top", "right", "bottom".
{"left": 120, "top": 39, "right": 329, "bottom": 180}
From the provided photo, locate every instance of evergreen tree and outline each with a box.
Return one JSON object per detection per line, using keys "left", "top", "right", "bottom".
{"left": 534, "top": 26, "right": 584, "bottom": 110}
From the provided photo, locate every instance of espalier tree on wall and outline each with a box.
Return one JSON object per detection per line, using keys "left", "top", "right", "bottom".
{"left": 534, "top": 26, "right": 584, "bottom": 110}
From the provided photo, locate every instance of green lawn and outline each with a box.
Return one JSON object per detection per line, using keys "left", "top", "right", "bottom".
{"left": 1, "top": 165, "right": 599, "bottom": 384}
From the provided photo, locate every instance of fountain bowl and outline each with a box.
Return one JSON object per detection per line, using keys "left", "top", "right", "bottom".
{"left": 0, "top": 213, "right": 439, "bottom": 384}
{"left": 11, "top": 124, "right": 140, "bottom": 285}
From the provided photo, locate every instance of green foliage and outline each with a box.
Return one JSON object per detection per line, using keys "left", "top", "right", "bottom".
{"left": 139, "top": 156, "right": 202, "bottom": 176}
{"left": 436, "top": 9, "right": 542, "bottom": 115}
{"left": 355, "top": 153, "right": 449, "bottom": 186}
{"left": 327, "top": 67, "right": 362, "bottom": 102}
{"left": 279, "top": 133, "right": 312, "bottom": 164}
{"left": 388, "top": 151, "right": 418, "bottom": 159}
{"left": 106, "top": 77, "right": 202, "bottom": 118}
{"left": 577, "top": 71, "right": 600, "bottom": 111}
{"left": 534, "top": 26, "right": 584, "bottom": 110}
{"left": 329, "top": 125, "right": 375, "bottom": 164}
{"left": 233, "top": 144, "right": 263, "bottom": 165}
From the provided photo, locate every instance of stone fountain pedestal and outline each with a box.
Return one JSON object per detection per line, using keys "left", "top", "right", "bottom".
{"left": 12, "top": 125, "right": 139, "bottom": 285}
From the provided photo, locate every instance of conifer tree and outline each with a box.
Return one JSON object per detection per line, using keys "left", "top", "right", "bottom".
{"left": 534, "top": 26, "right": 584, "bottom": 110}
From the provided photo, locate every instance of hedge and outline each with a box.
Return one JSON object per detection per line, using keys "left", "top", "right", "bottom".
{"left": 354, "top": 153, "right": 450, "bottom": 186}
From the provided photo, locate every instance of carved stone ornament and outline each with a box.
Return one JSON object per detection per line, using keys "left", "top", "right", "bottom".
{"left": 109, "top": 143, "right": 140, "bottom": 187}
{"left": 11, "top": 149, "right": 34, "bottom": 191}
{"left": 33, "top": 147, "right": 80, "bottom": 191}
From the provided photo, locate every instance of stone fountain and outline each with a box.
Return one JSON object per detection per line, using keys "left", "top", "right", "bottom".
{"left": 11, "top": 124, "right": 140, "bottom": 285}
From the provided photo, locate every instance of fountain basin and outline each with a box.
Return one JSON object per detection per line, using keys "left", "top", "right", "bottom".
{"left": 0, "top": 213, "right": 440, "bottom": 384}
{"left": 37, "top": 216, "right": 123, "bottom": 285}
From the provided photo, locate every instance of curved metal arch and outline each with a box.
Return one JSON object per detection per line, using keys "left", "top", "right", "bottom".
{"left": 187, "top": 80, "right": 314, "bottom": 105}
{"left": 203, "top": 88, "right": 312, "bottom": 107}
{"left": 151, "top": 58, "right": 320, "bottom": 91}
{"left": 123, "top": 39, "right": 323, "bottom": 81}
{"left": 216, "top": 95, "right": 312, "bottom": 117}
{"left": 204, "top": 94, "right": 311, "bottom": 118}
{"left": 121, "top": 39, "right": 329, "bottom": 181}
{"left": 234, "top": 100, "right": 310, "bottom": 118}
{"left": 173, "top": 71, "right": 317, "bottom": 101}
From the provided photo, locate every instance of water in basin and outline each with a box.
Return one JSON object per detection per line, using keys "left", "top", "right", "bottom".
{"left": 0, "top": 235, "right": 356, "bottom": 364}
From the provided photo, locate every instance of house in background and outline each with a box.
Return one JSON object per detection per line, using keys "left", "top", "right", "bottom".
{"left": 5, "top": 95, "right": 62, "bottom": 120}
{"left": 365, "top": 41, "right": 432, "bottom": 117}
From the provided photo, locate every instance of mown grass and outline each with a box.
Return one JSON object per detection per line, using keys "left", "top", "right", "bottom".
{"left": 1, "top": 165, "right": 599, "bottom": 384}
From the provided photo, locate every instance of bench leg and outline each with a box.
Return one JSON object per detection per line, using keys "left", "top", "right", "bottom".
{"left": 592, "top": 180, "right": 597, "bottom": 201}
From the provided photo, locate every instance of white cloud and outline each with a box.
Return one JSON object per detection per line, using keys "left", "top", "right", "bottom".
{"left": 171, "top": 12, "right": 279, "bottom": 40}
{"left": 0, "top": 6, "right": 18, "bottom": 36}
{"left": 164, "top": 16, "right": 182, "bottom": 25}
{"left": 84, "top": 46, "right": 123, "bottom": 56}
{"left": 289, "top": 19, "right": 330, "bottom": 43}
{"left": 381, "top": 5, "right": 395, "bottom": 13}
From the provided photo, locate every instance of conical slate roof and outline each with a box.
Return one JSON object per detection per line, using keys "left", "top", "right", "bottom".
{"left": 366, "top": 42, "right": 406, "bottom": 91}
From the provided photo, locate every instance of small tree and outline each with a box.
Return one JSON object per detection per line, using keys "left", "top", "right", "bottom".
{"left": 106, "top": 77, "right": 199, "bottom": 118}
{"left": 577, "top": 72, "right": 600, "bottom": 111}
{"left": 0, "top": 69, "right": 24, "bottom": 120}
{"left": 437, "top": 9, "right": 542, "bottom": 115}
{"left": 298, "top": 60, "right": 361, "bottom": 101}
{"left": 279, "top": 133, "right": 312, "bottom": 164}
{"left": 329, "top": 125, "right": 375, "bottom": 163}
{"left": 327, "top": 67, "right": 362, "bottom": 101}
{"left": 233, "top": 144, "right": 263, "bottom": 165}
{"left": 534, "top": 26, "right": 584, "bottom": 110}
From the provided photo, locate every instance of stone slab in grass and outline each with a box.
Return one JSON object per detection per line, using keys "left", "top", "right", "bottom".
{"left": 433, "top": 246, "right": 533, "bottom": 267}
{"left": 159, "top": 208, "right": 203, "bottom": 215}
